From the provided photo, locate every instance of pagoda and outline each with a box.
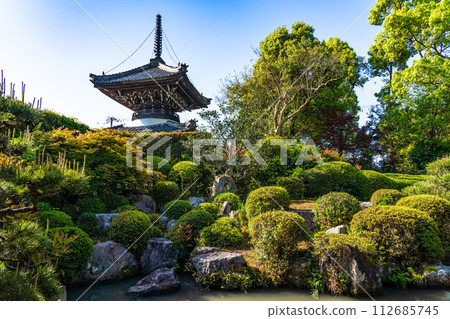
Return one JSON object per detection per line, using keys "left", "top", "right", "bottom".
{"left": 90, "top": 14, "right": 210, "bottom": 133}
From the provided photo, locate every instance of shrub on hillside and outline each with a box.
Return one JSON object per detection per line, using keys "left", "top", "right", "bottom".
{"left": 245, "top": 186, "right": 290, "bottom": 219}
{"left": 109, "top": 210, "right": 161, "bottom": 254}
{"left": 361, "top": 170, "right": 397, "bottom": 197}
{"left": 370, "top": 189, "right": 404, "bottom": 206}
{"left": 36, "top": 210, "right": 74, "bottom": 229}
{"left": 48, "top": 226, "right": 93, "bottom": 283}
{"left": 163, "top": 200, "right": 193, "bottom": 220}
{"left": 75, "top": 197, "right": 107, "bottom": 215}
{"left": 169, "top": 161, "right": 200, "bottom": 185}
{"left": 199, "top": 217, "right": 244, "bottom": 248}
{"left": 426, "top": 155, "right": 450, "bottom": 177}
{"left": 383, "top": 173, "right": 428, "bottom": 189}
{"left": 402, "top": 174, "right": 450, "bottom": 201}
{"left": 276, "top": 177, "right": 304, "bottom": 200}
{"left": 77, "top": 213, "right": 98, "bottom": 236}
{"left": 152, "top": 181, "right": 180, "bottom": 207}
{"left": 213, "top": 192, "right": 241, "bottom": 211}
{"left": 100, "top": 194, "right": 130, "bottom": 212}
{"left": 147, "top": 155, "right": 172, "bottom": 176}
{"left": 196, "top": 203, "right": 219, "bottom": 218}
{"left": 314, "top": 192, "right": 361, "bottom": 230}
{"left": 350, "top": 206, "right": 443, "bottom": 268}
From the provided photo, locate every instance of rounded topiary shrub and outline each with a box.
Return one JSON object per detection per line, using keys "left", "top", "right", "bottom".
{"left": 100, "top": 194, "right": 130, "bottom": 212}
{"left": 245, "top": 186, "right": 290, "bottom": 219}
{"left": 199, "top": 217, "right": 244, "bottom": 248}
{"left": 249, "top": 210, "right": 309, "bottom": 273}
{"left": 77, "top": 213, "right": 98, "bottom": 236}
{"left": 213, "top": 192, "right": 241, "bottom": 211}
{"left": 168, "top": 161, "right": 200, "bottom": 185}
{"left": 147, "top": 213, "right": 164, "bottom": 231}
{"left": 350, "top": 206, "right": 443, "bottom": 267}
{"left": 152, "top": 181, "right": 180, "bottom": 207}
{"left": 163, "top": 200, "right": 193, "bottom": 220}
{"left": 109, "top": 210, "right": 162, "bottom": 254}
{"left": 314, "top": 192, "right": 361, "bottom": 230}
{"left": 276, "top": 177, "right": 304, "bottom": 200}
{"left": 370, "top": 189, "right": 404, "bottom": 206}
{"left": 75, "top": 197, "right": 107, "bottom": 215}
{"left": 147, "top": 155, "right": 172, "bottom": 176}
{"left": 302, "top": 161, "right": 367, "bottom": 200}
{"left": 48, "top": 226, "right": 93, "bottom": 283}
{"left": 111, "top": 205, "right": 139, "bottom": 214}
{"left": 196, "top": 203, "right": 219, "bottom": 218}
{"left": 37, "top": 210, "right": 74, "bottom": 228}
{"left": 361, "top": 170, "right": 397, "bottom": 199}
{"left": 426, "top": 155, "right": 450, "bottom": 177}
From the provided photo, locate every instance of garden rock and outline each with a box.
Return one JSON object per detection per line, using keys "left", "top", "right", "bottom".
{"left": 71, "top": 241, "right": 139, "bottom": 286}
{"left": 159, "top": 215, "right": 169, "bottom": 227}
{"left": 140, "top": 238, "right": 178, "bottom": 275}
{"left": 191, "top": 246, "right": 220, "bottom": 257}
{"left": 212, "top": 175, "right": 236, "bottom": 196}
{"left": 287, "top": 209, "right": 315, "bottom": 230}
{"left": 191, "top": 249, "right": 246, "bottom": 277}
{"left": 96, "top": 213, "right": 119, "bottom": 233}
{"left": 131, "top": 195, "right": 156, "bottom": 213}
{"left": 229, "top": 210, "right": 238, "bottom": 219}
{"left": 360, "top": 202, "right": 373, "bottom": 210}
{"left": 424, "top": 265, "right": 450, "bottom": 287}
{"left": 219, "top": 201, "right": 231, "bottom": 217}
{"left": 166, "top": 219, "right": 177, "bottom": 231}
{"left": 326, "top": 225, "right": 348, "bottom": 235}
{"left": 128, "top": 267, "right": 180, "bottom": 296}
{"left": 188, "top": 197, "right": 208, "bottom": 208}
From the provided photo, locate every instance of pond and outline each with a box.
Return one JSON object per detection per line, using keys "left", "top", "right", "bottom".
{"left": 67, "top": 272, "right": 450, "bottom": 301}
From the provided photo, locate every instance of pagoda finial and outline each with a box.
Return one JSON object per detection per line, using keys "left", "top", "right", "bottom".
{"left": 154, "top": 14, "right": 162, "bottom": 59}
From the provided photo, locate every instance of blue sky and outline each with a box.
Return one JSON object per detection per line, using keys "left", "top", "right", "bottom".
{"left": 0, "top": 0, "right": 381, "bottom": 128}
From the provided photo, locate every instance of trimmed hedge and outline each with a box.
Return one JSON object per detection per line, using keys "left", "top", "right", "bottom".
{"left": 163, "top": 200, "right": 193, "bottom": 220}
{"left": 152, "top": 181, "right": 180, "bottom": 207}
{"left": 245, "top": 186, "right": 290, "bottom": 219}
{"left": 276, "top": 177, "right": 304, "bottom": 200}
{"left": 199, "top": 217, "right": 244, "bottom": 248}
{"left": 370, "top": 189, "right": 404, "bottom": 206}
{"left": 75, "top": 197, "right": 107, "bottom": 215}
{"left": 168, "top": 161, "right": 200, "bottom": 185}
{"left": 350, "top": 206, "right": 443, "bottom": 267}
{"left": 213, "top": 192, "right": 241, "bottom": 211}
{"left": 361, "top": 170, "right": 397, "bottom": 197}
{"left": 196, "top": 203, "right": 219, "bottom": 219}
{"left": 314, "top": 192, "right": 361, "bottom": 230}
{"left": 77, "top": 213, "right": 98, "bottom": 236}
{"left": 147, "top": 155, "right": 172, "bottom": 176}
{"left": 36, "top": 210, "right": 74, "bottom": 228}
{"left": 426, "top": 155, "right": 450, "bottom": 177}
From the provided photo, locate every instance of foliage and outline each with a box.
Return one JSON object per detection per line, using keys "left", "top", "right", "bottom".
{"left": 37, "top": 202, "right": 53, "bottom": 211}
{"left": 109, "top": 210, "right": 161, "bottom": 255}
{"left": 383, "top": 173, "right": 428, "bottom": 189}
{"left": 249, "top": 210, "right": 309, "bottom": 278}
{"left": 314, "top": 192, "right": 361, "bottom": 230}
{"left": 147, "top": 213, "right": 164, "bottom": 232}
{"left": 75, "top": 197, "right": 106, "bottom": 218}
{"left": 36, "top": 210, "right": 74, "bottom": 228}
{"left": 169, "top": 161, "right": 200, "bottom": 185}
{"left": 427, "top": 155, "right": 450, "bottom": 177}
{"left": 350, "top": 206, "right": 443, "bottom": 268}
{"left": 370, "top": 189, "right": 404, "bottom": 206}
{"left": 213, "top": 192, "right": 242, "bottom": 211}
{"left": 196, "top": 202, "right": 219, "bottom": 217}
{"left": 199, "top": 217, "right": 244, "bottom": 248}
{"left": 47, "top": 226, "right": 93, "bottom": 283}
{"left": 402, "top": 174, "right": 450, "bottom": 201}
{"left": 111, "top": 205, "right": 139, "bottom": 214}
{"left": 276, "top": 177, "right": 304, "bottom": 200}
{"left": 245, "top": 186, "right": 290, "bottom": 219}
{"left": 152, "top": 181, "right": 180, "bottom": 207}
{"left": 196, "top": 267, "right": 270, "bottom": 291}
{"left": 77, "top": 213, "right": 99, "bottom": 237}
{"left": 163, "top": 200, "right": 193, "bottom": 220}
{"left": 99, "top": 194, "right": 130, "bottom": 213}
{"left": 147, "top": 155, "right": 172, "bottom": 176}
{"left": 361, "top": 170, "right": 397, "bottom": 196}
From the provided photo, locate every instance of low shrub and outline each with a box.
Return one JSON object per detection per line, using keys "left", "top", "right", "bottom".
{"left": 147, "top": 155, "right": 172, "bottom": 176}
{"left": 350, "top": 206, "right": 443, "bottom": 268}
{"left": 249, "top": 210, "right": 309, "bottom": 276}
{"left": 152, "top": 181, "right": 180, "bottom": 207}
{"left": 37, "top": 202, "right": 53, "bottom": 211}
{"left": 313, "top": 192, "right": 361, "bottom": 230}
{"left": 109, "top": 210, "right": 162, "bottom": 254}
{"left": 213, "top": 192, "right": 241, "bottom": 211}
{"left": 402, "top": 174, "right": 450, "bottom": 201}
{"left": 36, "top": 210, "right": 74, "bottom": 228}
{"left": 361, "top": 170, "right": 397, "bottom": 197}
{"left": 196, "top": 203, "right": 219, "bottom": 218}
{"left": 100, "top": 194, "right": 130, "bottom": 212}
{"left": 111, "top": 205, "right": 139, "bottom": 214}
{"left": 276, "top": 177, "right": 304, "bottom": 200}
{"left": 199, "top": 217, "right": 244, "bottom": 248}
{"left": 383, "top": 173, "right": 428, "bottom": 189}
{"left": 426, "top": 155, "right": 450, "bottom": 177}
{"left": 168, "top": 161, "right": 200, "bottom": 185}
{"left": 77, "top": 213, "right": 98, "bottom": 236}
{"left": 75, "top": 197, "right": 107, "bottom": 215}
{"left": 163, "top": 200, "right": 193, "bottom": 220}
{"left": 48, "top": 226, "right": 93, "bottom": 283}
{"left": 245, "top": 186, "right": 290, "bottom": 219}
{"left": 370, "top": 189, "right": 404, "bottom": 206}
{"left": 147, "top": 213, "right": 164, "bottom": 231}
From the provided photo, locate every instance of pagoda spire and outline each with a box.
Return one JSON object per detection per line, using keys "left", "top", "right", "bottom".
{"left": 154, "top": 14, "right": 162, "bottom": 59}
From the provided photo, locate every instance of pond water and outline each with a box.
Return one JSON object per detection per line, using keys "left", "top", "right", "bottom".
{"left": 67, "top": 272, "right": 450, "bottom": 301}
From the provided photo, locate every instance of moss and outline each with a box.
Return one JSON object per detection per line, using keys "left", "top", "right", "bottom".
{"left": 213, "top": 192, "right": 242, "bottom": 211}
{"left": 245, "top": 186, "right": 290, "bottom": 219}
{"left": 276, "top": 177, "right": 304, "bottom": 200}
{"left": 313, "top": 192, "right": 361, "bottom": 230}
{"left": 370, "top": 189, "right": 404, "bottom": 206}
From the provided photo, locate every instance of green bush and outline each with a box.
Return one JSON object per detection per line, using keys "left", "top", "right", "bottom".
{"left": 109, "top": 210, "right": 162, "bottom": 254}
{"left": 291, "top": 167, "right": 304, "bottom": 179}
{"left": 36, "top": 210, "right": 74, "bottom": 228}
{"left": 76, "top": 197, "right": 107, "bottom": 215}
{"left": 199, "top": 217, "right": 244, "bottom": 248}
{"left": 302, "top": 162, "right": 367, "bottom": 200}
{"left": 350, "top": 206, "right": 443, "bottom": 267}
{"left": 249, "top": 210, "right": 309, "bottom": 275}
{"left": 402, "top": 174, "right": 450, "bottom": 201}
{"left": 111, "top": 205, "right": 139, "bottom": 214}
{"left": 370, "top": 189, "right": 404, "bottom": 206}
{"left": 196, "top": 203, "right": 219, "bottom": 218}
{"left": 48, "top": 226, "right": 93, "bottom": 283}
{"left": 361, "top": 170, "right": 397, "bottom": 197}
{"left": 77, "top": 213, "right": 98, "bottom": 236}
{"left": 152, "top": 181, "right": 180, "bottom": 207}
{"left": 163, "top": 200, "right": 193, "bottom": 220}
{"left": 37, "top": 202, "right": 53, "bottom": 211}
{"left": 383, "top": 173, "right": 428, "bottom": 189}
{"left": 314, "top": 192, "right": 361, "bottom": 230}
{"left": 147, "top": 155, "right": 172, "bottom": 176}
{"left": 245, "top": 186, "right": 290, "bottom": 219}
{"left": 426, "top": 155, "right": 450, "bottom": 177}
{"left": 147, "top": 213, "right": 164, "bottom": 231}
{"left": 276, "top": 177, "right": 304, "bottom": 200}
{"left": 168, "top": 161, "right": 200, "bottom": 185}
{"left": 213, "top": 192, "right": 242, "bottom": 210}
{"left": 100, "top": 194, "right": 130, "bottom": 212}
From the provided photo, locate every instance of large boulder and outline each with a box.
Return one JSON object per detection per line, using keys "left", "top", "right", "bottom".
{"left": 191, "top": 248, "right": 245, "bottom": 277}
{"left": 71, "top": 241, "right": 139, "bottom": 286}
{"left": 140, "top": 238, "right": 178, "bottom": 275}
{"left": 128, "top": 267, "right": 181, "bottom": 296}
{"left": 187, "top": 197, "right": 208, "bottom": 208}
{"left": 424, "top": 265, "right": 450, "bottom": 287}
{"left": 96, "top": 213, "right": 119, "bottom": 233}
{"left": 130, "top": 195, "right": 157, "bottom": 213}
